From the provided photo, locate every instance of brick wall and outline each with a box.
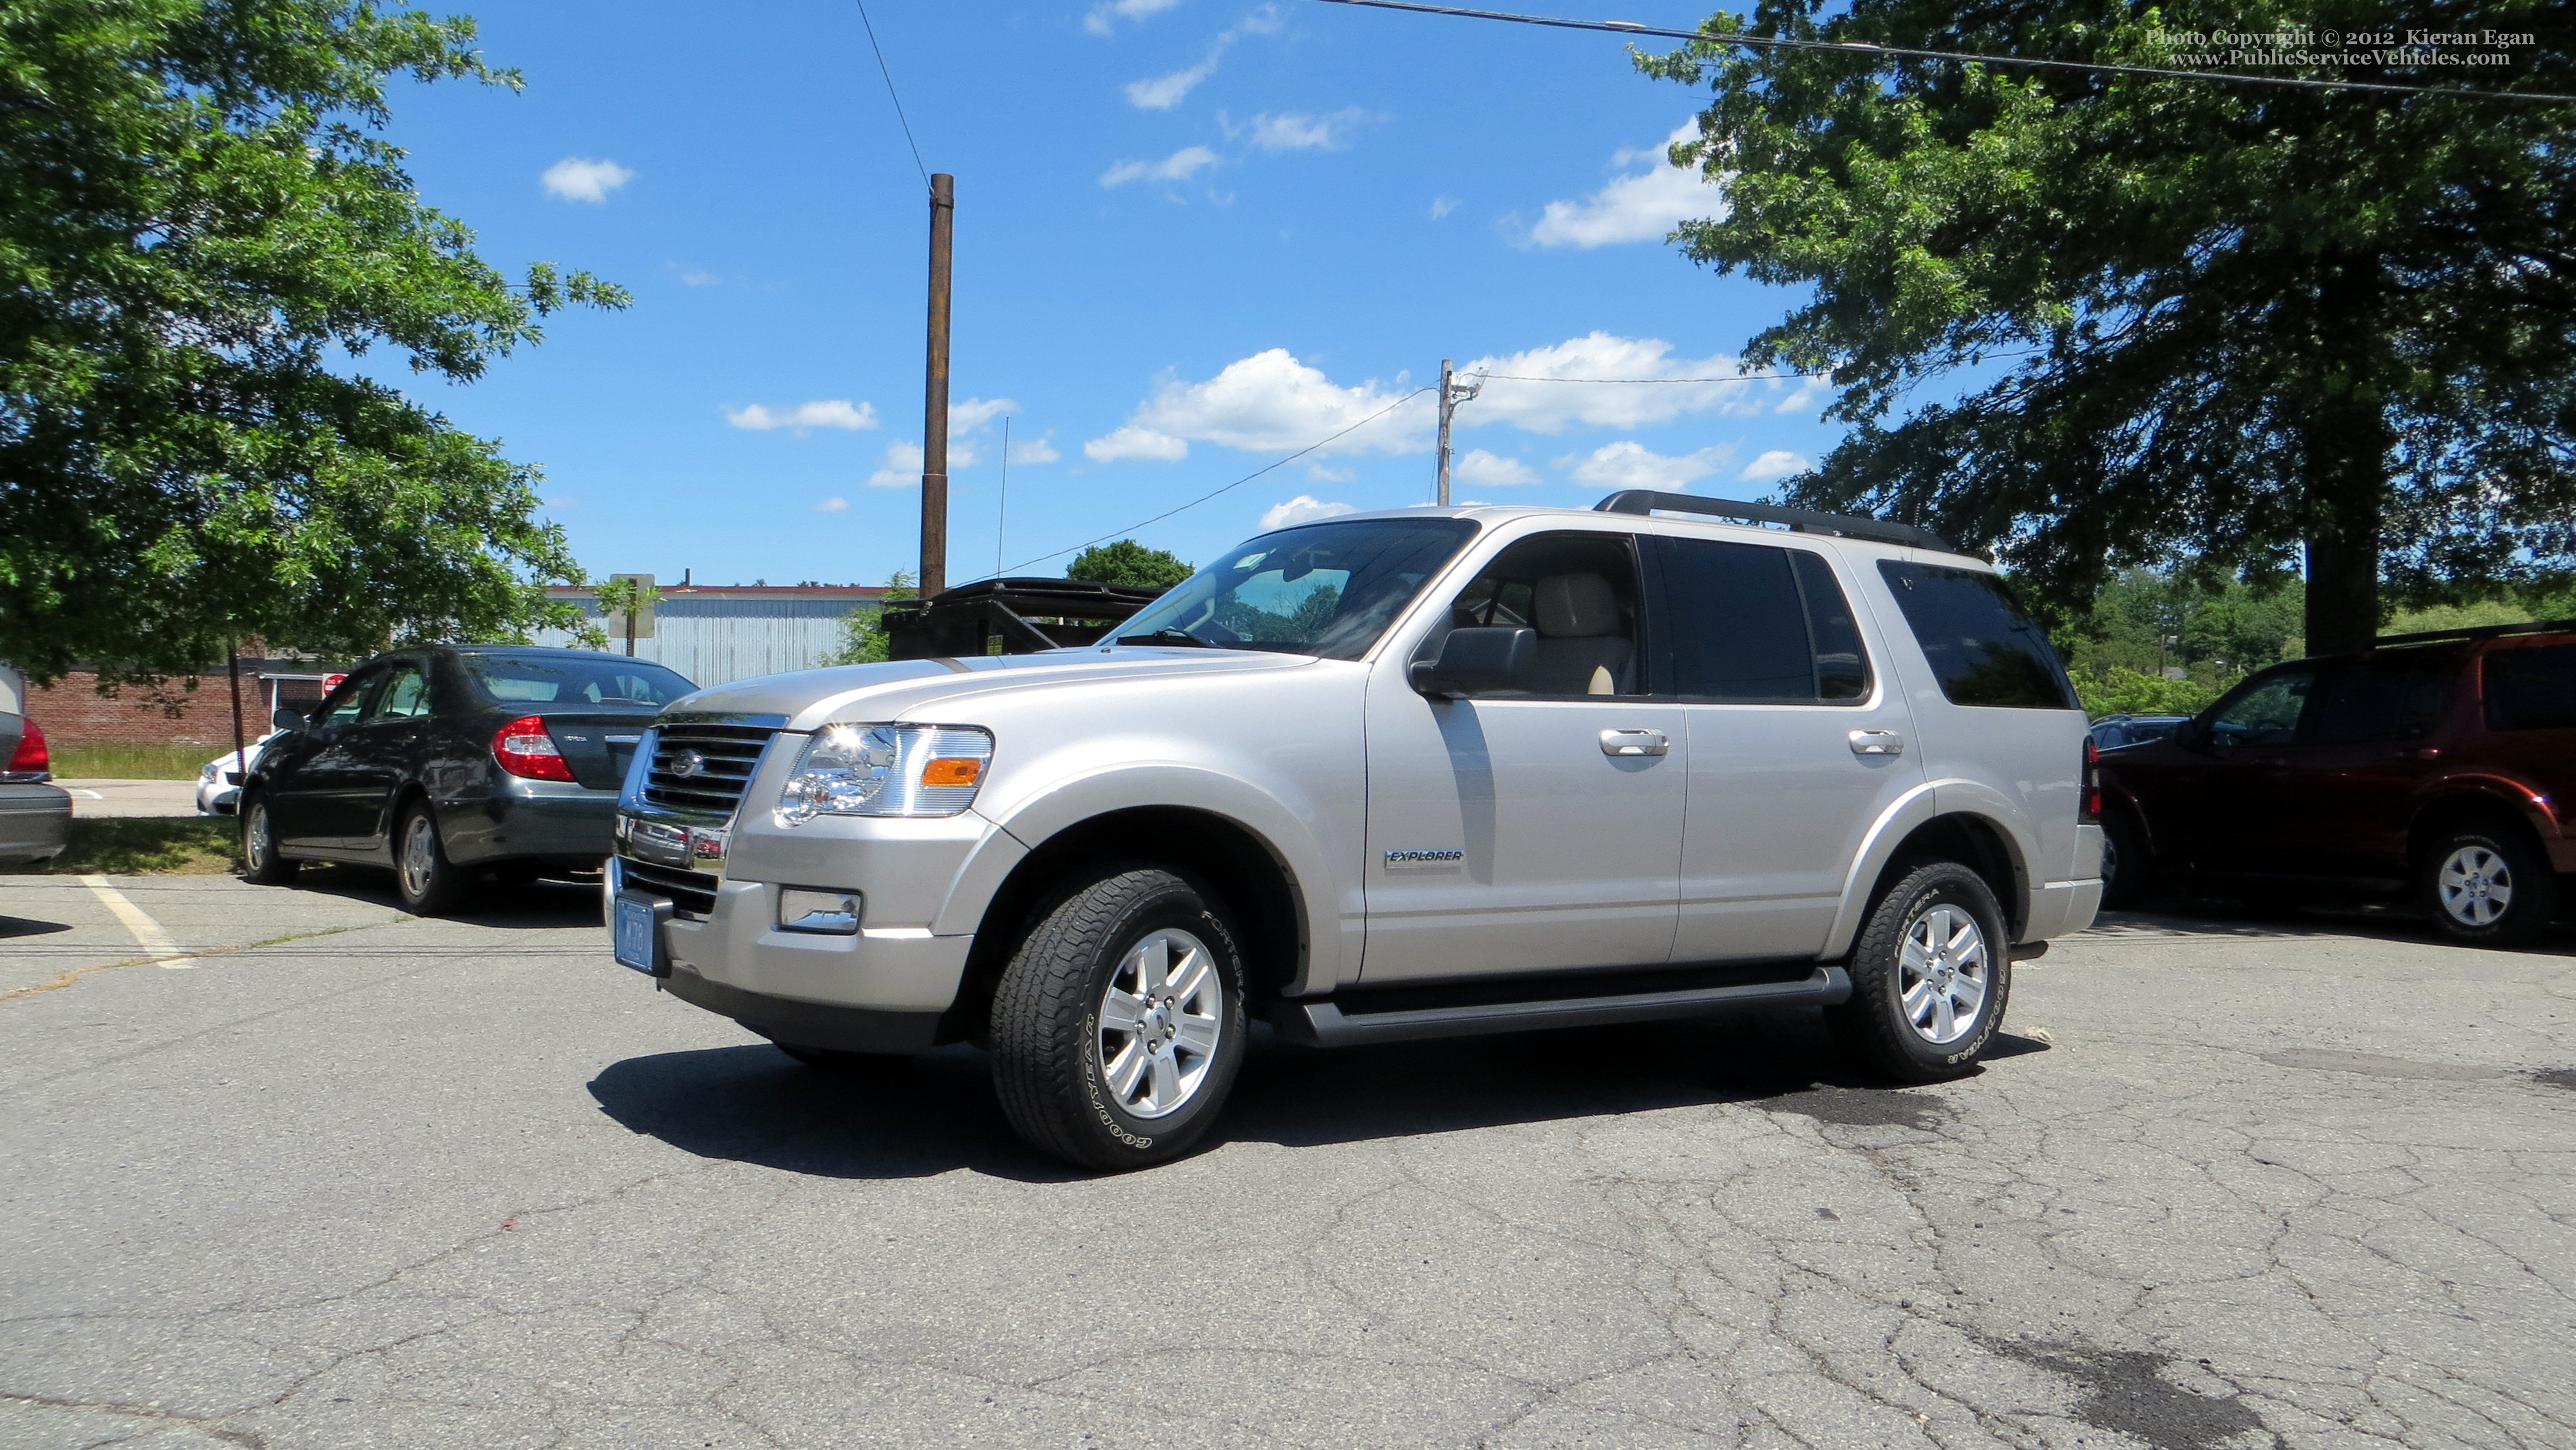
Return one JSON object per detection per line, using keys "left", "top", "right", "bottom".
{"left": 23, "top": 663, "right": 334, "bottom": 747}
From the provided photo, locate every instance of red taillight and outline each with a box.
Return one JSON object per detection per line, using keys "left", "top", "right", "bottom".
{"left": 2079, "top": 736, "right": 2102, "bottom": 823}
{"left": 7, "top": 718, "right": 49, "bottom": 777}
{"left": 493, "top": 714, "right": 576, "bottom": 781}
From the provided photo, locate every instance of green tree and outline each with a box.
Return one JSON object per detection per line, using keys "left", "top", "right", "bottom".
{"left": 0, "top": 0, "right": 628, "bottom": 683}
{"left": 588, "top": 577, "right": 661, "bottom": 655}
{"left": 820, "top": 569, "right": 915, "bottom": 667}
{"left": 1642, "top": 1, "right": 2576, "bottom": 654}
{"left": 1067, "top": 540, "right": 1193, "bottom": 591}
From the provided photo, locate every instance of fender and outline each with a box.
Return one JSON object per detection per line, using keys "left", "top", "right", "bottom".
{"left": 934, "top": 761, "right": 1348, "bottom": 993}
{"left": 1819, "top": 779, "right": 2038, "bottom": 959}
{"left": 2408, "top": 770, "right": 2564, "bottom": 841}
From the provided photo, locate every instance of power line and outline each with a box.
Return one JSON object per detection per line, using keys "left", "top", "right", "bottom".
{"left": 851, "top": 0, "right": 933, "bottom": 190}
{"left": 1307, "top": 0, "right": 2576, "bottom": 105}
{"left": 999, "top": 388, "right": 1434, "bottom": 575}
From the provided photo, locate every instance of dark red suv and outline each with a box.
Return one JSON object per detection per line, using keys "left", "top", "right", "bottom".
{"left": 2096, "top": 620, "right": 2576, "bottom": 944}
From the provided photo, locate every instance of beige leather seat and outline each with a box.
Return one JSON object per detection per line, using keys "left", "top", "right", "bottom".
{"left": 1530, "top": 573, "right": 1631, "bottom": 695}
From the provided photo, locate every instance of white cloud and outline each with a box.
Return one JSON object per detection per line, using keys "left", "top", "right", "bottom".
{"left": 724, "top": 399, "right": 880, "bottom": 432}
{"left": 1241, "top": 108, "right": 1369, "bottom": 152}
{"left": 1085, "top": 0, "right": 1182, "bottom": 34}
{"left": 1453, "top": 449, "right": 1540, "bottom": 486}
{"left": 1010, "top": 435, "right": 1061, "bottom": 464}
{"left": 1260, "top": 495, "right": 1356, "bottom": 530}
{"left": 1121, "top": 6, "right": 1278, "bottom": 110}
{"left": 1772, "top": 376, "right": 1830, "bottom": 414}
{"left": 815, "top": 497, "right": 850, "bottom": 513}
{"left": 1087, "top": 348, "right": 1431, "bottom": 463}
{"left": 869, "top": 441, "right": 925, "bottom": 489}
{"left": 1738, "top": 449, "right": 1812, "bottom": 483}
{"left": 679, "top": 269, "right": 719, "bottom": 286}
{"left": 1101, "top": 145, "right": 1220, "bottom": 187}
{"left": 1564, "top": 441, "right": 1734, "bottom": 491}
{"left": 1522, "top": 123, "right": 1714, "bottom": 249}
{"left": 1453, "top": 332, "right": 1786, "bottom": 433}
{"left": 544, "top": 495, "right": 577, "bottom": 508}
{"left": 1126, "top": 57, "right": 1219, "bottom": 110}
{"left": 1430, "top": 195, "right": 1460, "bottom": 220}
{"left": 949, "top": 396, "right": 1018, "bottom": 430}
{"left": 1305, "top": 463, "right": 1354, "bottom": 482}
{"left": 542, "top": 157, "right": 634, "bottom": 204}
{"left": 1085, "top": 425, "right": 1191, "bottom": 463}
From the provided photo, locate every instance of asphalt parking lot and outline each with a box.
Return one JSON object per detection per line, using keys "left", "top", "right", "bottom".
{"left": 2, "top": 871, "right": 2570, "bottom": 1450}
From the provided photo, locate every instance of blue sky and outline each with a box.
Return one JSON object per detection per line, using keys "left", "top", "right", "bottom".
{"left": 386, "top": 0, "right": 1850, "bottom": 589}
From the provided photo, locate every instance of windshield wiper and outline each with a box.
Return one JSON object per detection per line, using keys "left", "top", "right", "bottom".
{"left": 1117, "top": 628, "right": 1218, "bottom": 649}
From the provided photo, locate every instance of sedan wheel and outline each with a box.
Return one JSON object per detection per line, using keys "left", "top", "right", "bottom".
{"left": 393, "top": 802, "right": 468, "bottom": 916}
{"left": 240, "top": 797, "right": 298, "bottom": 885}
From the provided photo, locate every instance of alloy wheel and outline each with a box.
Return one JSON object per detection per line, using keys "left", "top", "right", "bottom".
{"left": 401, "top": 815, "right": 439, "bottom": 900}
{"left": 247, "top": 806, "right": 271, "bottom": 870}
{"left": 1095, "top": 927, "right": 1224, "bottom": 1120}
{"left": 2437, "top": 845, "right": 2514, "bottom": 928}
{"left": 1899, "top": 904, "right": 1989, "bottom": 1046}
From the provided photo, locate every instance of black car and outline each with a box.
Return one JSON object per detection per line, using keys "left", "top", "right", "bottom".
{"left": 2087, "top": 712, "right": 2193, "bottom": 750}
{"left": 241, "top": 646, "right": 696, "bottom": 913}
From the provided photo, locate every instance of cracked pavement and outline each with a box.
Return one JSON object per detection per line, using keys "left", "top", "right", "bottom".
{"left": 1, "top": 875, "right": 2570, "bottom": 1449}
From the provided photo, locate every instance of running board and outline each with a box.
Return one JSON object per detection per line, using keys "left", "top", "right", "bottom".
{"left": 1273, "top": 966, "right": 1852, "bottom": 1049}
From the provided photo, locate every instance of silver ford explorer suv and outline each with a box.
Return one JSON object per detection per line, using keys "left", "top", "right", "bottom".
{"left": 608, "top": 493, "right": 2105, "bottom": 1170}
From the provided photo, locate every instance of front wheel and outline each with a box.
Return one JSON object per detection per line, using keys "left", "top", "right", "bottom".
{"left": 394, "top": 801, "right": 468, "bottom": 916}
{"left": 2099, "top": 809, "right": 2150, "bottom": 909}
{"left": 240, "top": 796, "right": 298, "bottom": 885}
{"left": 2421, "top": 825, "right": 2557, "bottom": 947}
{"left": 1828, "top": 861, "right": 2012, "bottom": 1083}
{"left": 989, "top": 866, "right": 1250, "bottom": 1171}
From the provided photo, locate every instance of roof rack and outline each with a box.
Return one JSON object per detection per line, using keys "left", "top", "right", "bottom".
{"left": 2372, "top": 616, "right": 2576, "bottom": 649}
{"left": 1592, "top": 490, "right": 1955, "bottom": 553}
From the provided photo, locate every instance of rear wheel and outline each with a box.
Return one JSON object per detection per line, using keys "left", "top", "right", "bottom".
{"left": 394, "top": 801, "right": 468, "bottom": 916}
{"left": 240, "top": 796, "right": 298, "bottom": 885}
{"left": 1828, "top": 861, "right": 2012, "bottom": 1083}
{"left": 2099, "top": 809, "right": 2150, "bottom": 909}
{"left": 989, "top": 866, "right": 1249, "bottom": 1171}
{"left": 2420, "top": 824, "right": 2557, "bottom": 947}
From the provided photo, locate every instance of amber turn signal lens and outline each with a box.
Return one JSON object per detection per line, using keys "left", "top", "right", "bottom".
{"left": 921, "top": 758, "right": 983, "bottom": 787}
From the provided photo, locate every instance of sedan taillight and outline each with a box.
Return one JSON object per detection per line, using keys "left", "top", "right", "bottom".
{"left": 493, "top": 715, "right": 575, "bottom": 781}
{"left": 6, "top": 718, "right": 49, "bottom": 780}
{"left": 2079, "top": 736, "right": 2102, "bottom": 824}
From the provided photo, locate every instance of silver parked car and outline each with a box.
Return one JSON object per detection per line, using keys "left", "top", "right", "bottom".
{"left": 0, "top": 664, "right": 71, "bottom": 868}
{"left": 607, "top": 495, "right": 2105, "bottom": 1169}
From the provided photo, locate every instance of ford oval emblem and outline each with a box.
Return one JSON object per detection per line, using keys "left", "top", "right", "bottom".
{"left": 670, "top": 750, "right": 706, "bottom": 779}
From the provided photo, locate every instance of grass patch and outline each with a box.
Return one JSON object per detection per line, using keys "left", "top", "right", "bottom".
{"left": 49, "top": 741, "right": 222, "bottom": 780}
{"left": 6, "top": 817, "right": 240, "bottom": 875}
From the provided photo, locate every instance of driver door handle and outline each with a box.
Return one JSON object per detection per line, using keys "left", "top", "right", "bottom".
{"left": 1600, "top": 728, "right": 1669, "bottom": 758}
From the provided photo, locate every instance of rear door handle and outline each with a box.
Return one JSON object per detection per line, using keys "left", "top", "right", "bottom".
{"left": 1600, "top": 728, "right": 1670, "bottom": 758}
{"left": 1848, "top": 729, "right": 1904, "bottom": 757}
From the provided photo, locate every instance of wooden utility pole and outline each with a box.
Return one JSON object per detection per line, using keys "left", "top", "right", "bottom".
{"left": 920, "top": 173, "right": 954, "bottom": 598}
{"left": 1435, "top": 358, "right": 1455, "bottom": 507}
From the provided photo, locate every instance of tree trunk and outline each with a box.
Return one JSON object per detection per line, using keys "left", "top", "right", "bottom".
{"left": 2298, "top": 256, "right": 2391, "bottom": 658}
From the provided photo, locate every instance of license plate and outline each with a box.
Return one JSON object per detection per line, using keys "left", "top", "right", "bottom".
{"left": 614, "top": 892, "right": 670, "bottom": 977}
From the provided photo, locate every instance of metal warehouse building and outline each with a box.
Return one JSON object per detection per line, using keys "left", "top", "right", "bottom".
{"left": 537, "top": 583, "right": 888, "bottom": 688}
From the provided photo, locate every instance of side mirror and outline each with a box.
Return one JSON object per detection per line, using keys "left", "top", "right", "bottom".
{"left": 1409, "top": 626, "right": 1536, "bottom": 699}
{"left": 271, "top": 706, "right": 308, "bottom": 732}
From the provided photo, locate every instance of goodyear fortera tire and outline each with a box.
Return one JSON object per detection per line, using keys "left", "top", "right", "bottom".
{"left": 1828, "top": 861, "right": 2012, "bottom": 1084}
{"left": 989, "top": 866, "right": 1250, "bottom": 1172}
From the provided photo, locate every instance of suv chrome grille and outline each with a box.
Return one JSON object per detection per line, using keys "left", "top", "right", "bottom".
{"left": 643, "top": 724, "right": 780, "bottom": 817}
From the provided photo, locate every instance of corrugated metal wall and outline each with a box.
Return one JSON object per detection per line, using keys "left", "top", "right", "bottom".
{"left": 536, "top": 596, "right": 875, "bottom": 688}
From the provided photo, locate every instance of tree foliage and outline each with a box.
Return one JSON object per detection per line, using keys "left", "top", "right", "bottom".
{"left": 820, "top": 569, "right": 914, "bottom": 667}
{"left": 1067, "top": 540, "right": 1193, "bottom": 591}
{"left": 1643, "top": 0, "right": 2576, "bottom": 654}
{"left": 0, "top": 0, "right": 628, "bottom": 683}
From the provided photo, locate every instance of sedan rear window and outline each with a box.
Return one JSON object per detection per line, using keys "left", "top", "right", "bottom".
{"left": 463, "top": 654, "right": 695, "bottom": 707}
{"left": 2485, "top": 643, "right": 2576, "bottom": 731}
{"left": 1875, "top": 562, "right": 2077, "bottom": 710}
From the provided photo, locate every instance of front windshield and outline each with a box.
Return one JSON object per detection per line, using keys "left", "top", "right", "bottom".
{"left": 1110, "top": 517, "right": 1480, "bottom": 660}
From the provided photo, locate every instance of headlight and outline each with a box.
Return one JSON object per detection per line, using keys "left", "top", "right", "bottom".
{"left": 774, "top": 723, "right": 992, "bottom": 826}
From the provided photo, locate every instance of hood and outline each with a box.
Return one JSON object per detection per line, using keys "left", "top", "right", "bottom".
{"left": 663, "top": 647, "right": 1317, "bottom": 732}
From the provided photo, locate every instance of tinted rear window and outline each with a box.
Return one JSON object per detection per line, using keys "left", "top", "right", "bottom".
{"left": 462, "top": 654, "right": 695, "bottom": 707}
{"left": 1875, "top": 562, "right": 2076, "bottom": 709}
{"left": 2485, "top": 643, "right": 2576, "bottom": 731}
{"left": 1656, "top": 539, "right": 1872, "bottom": 703}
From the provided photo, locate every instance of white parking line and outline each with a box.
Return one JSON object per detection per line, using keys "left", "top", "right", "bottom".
{"left": 77, "top": 875, "right": 200, "bottom": 969}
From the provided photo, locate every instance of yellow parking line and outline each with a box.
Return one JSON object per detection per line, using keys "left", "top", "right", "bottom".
{"left": 77, "top": 875, "right": 198, "bottom": 969}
